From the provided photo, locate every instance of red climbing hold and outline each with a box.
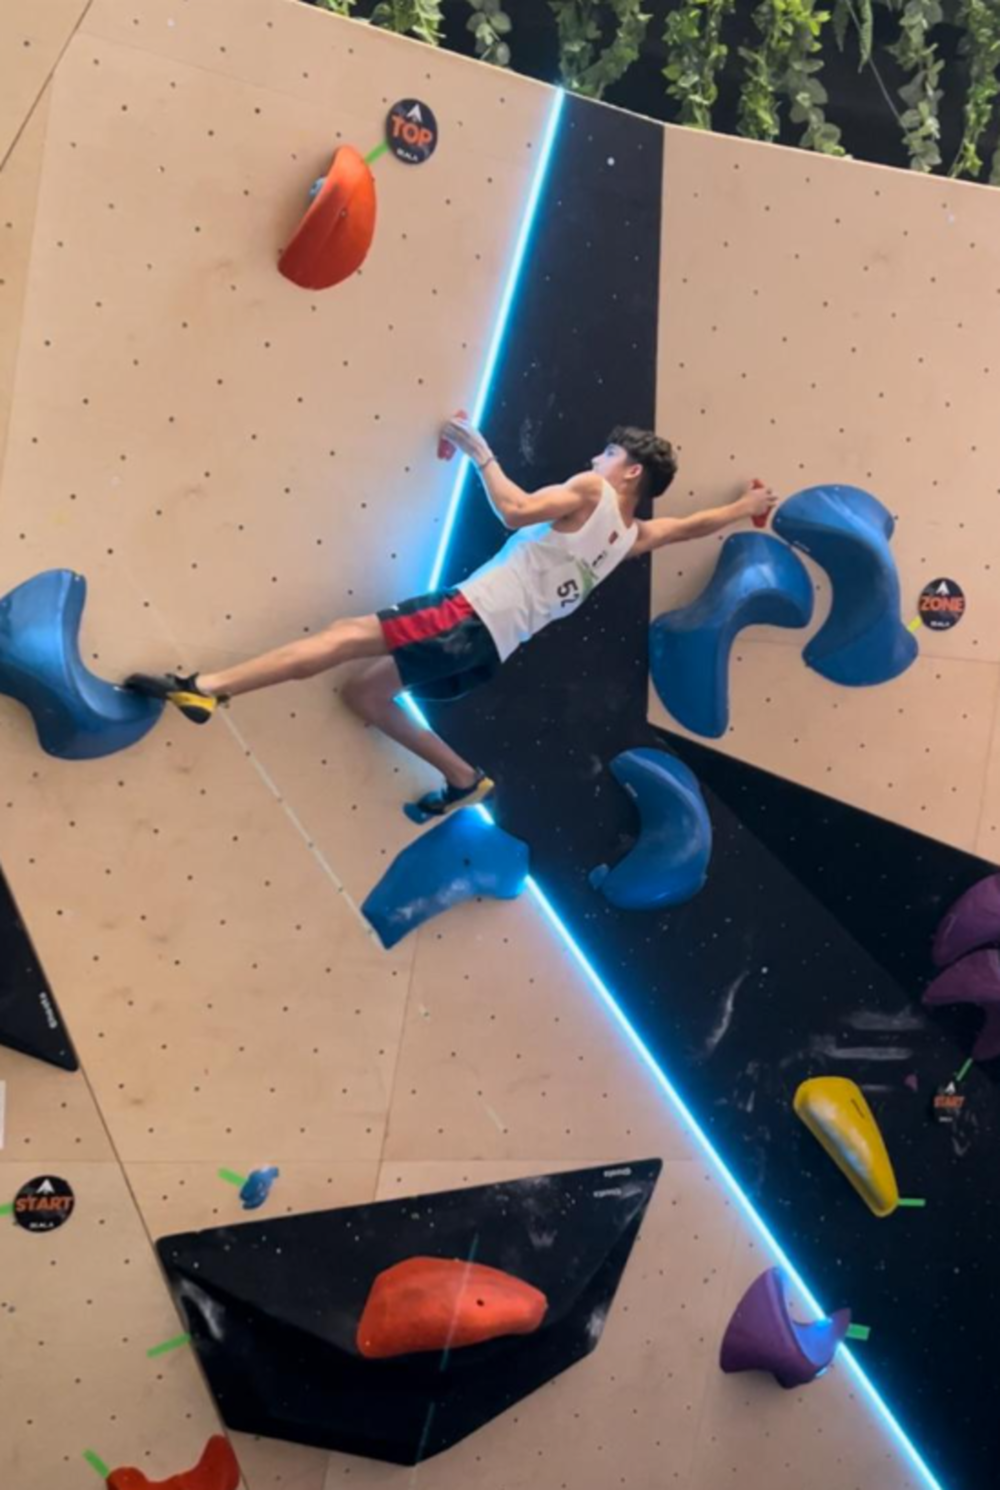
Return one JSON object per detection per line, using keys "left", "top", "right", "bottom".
{"left": 356, "top": 1256, "right": 548, "bottom": 1359}
{"left": 107, "top": 1435, "right": 240, "bottom": 1490}
{"left": 278, "top": 145, "right": 376, "bottom": 290}
{"left": 750, "top": 477, "right": 771, "bottom": 529}
{"left": 438, "top": 409, "right": 470, "bottom": 461}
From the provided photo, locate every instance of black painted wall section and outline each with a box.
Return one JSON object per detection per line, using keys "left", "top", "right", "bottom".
{"left": 158, "top": 1161, "right": 661, "bottom": 1463}
{"left": 0, "top": 865, "right": 78, "bottom": 1070}
{"left": 670, "top": 733, "right": 1000, "bottom": 1010}
{"left": 425, "top": 94, "right": 999, "bottom": 1490}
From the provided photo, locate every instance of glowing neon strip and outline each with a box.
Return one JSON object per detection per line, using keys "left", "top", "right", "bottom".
{"left": 428, "top": 88, "right": 567, "bottom": 592}
{"left": 406, "top": 84, "right": 946, "bottom": 1490}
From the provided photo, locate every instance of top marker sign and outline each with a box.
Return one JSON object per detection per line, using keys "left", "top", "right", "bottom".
{"left": 386, "top": 99, "right": 439, "bottom": 165}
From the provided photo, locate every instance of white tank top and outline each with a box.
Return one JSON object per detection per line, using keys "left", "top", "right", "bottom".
{"left": 458, "top": 479, "right": 638, "bottom": 662}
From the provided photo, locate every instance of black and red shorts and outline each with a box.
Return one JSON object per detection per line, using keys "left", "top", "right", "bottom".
{"left": 377, "top": 587, "right": 502, "bottom": 702}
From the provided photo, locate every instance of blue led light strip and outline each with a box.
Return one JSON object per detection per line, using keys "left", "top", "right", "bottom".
{"left": 407, "top": 85, "right": 946, "bottom": 1490}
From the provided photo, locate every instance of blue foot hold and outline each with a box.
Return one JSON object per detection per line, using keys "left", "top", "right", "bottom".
{"left": 362, "top": 807, "right": 530, "bottom": 949}
{"left": 590, "top": 749, "right": 712, "bottom": 910}
{"left": 773, "top": 486, "right": 918, "bottom": 686}
{"left": 649, "top": 533, "right": 814, "bottom": 738}
{"left": 240, "top": 1166, "right": 280, "bottom": 1211}
{"left": 0, "top": 570, "right": 163, "bottom": 760}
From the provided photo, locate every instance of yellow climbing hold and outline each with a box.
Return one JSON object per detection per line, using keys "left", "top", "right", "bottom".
{"left": 794, "top": 1076, "right": 899, "bottom": 1218}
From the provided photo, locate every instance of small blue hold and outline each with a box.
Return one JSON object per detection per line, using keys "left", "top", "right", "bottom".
{"left": 307, "top": 176, "right": 326, "bottom": 204}
{"left": 240, "top": 1166, "right": 280, "bottom": 1210}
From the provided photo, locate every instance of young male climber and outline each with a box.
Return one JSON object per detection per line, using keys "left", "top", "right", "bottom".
{"left": 125, "top": 419, "right": 776, "bottom": 817}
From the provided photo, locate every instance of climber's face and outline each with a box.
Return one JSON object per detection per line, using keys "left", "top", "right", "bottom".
{"left": 591, "top": 442, "right": 644, "bottom": 495}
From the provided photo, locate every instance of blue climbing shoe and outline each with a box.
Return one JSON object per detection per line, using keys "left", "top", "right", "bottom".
{"left": 404, "top": 770, "right": 494, "bottom": 825}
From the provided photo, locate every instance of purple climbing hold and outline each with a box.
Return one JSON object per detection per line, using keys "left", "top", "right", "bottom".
{"left": 923, "top": 949, "right": 1000, "bottom": 1062}
{"left": 932, "top": 874, "right": 1000, "bottom": 969}
{"left": 720, "top": 1267, "right": 850, "bottom": 1389}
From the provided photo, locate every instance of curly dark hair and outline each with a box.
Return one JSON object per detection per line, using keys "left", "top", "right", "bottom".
{"left": 607, "top": 425, "right": 678, "bottom": 501}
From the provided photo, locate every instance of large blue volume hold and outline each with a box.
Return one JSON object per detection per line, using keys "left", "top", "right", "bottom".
{"left": 363, "top": 807, "right": 530, "bottom": 949}
{"left": 590, "top": 749, "right": 712, "bottom": 910}
{"left": 773, "top": 485, "right": 918, "bottom": 686}
{"left": 649, "top": 533, "right": 814, "bottom": 739}
{"left": 0, "top": 569, "right": 163, "bottom": 759}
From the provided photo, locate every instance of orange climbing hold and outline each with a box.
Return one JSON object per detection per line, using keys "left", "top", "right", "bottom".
{"left": 107, "top": 1435, "right": 240, "bottom": 1490}
{"left": 357, "top": 1256, "right": 548, "bottom": 1359}
{"left": 278, "top": 145, "right": 377, "bottom": 290}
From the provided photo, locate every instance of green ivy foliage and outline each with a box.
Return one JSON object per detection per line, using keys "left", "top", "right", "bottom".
{"left": 467, "top": 0, "right": 514, "bottom": 66}
{"left": 308, "top": 0, "right": 1000, "bottom": 181}
{"left": 548, "top": 0, "right": 652, "bottom": 99}
{"left": 832, "top": 0, "right": 873, "bottom": 65}
{"left": 880, "top": 0, "right": 945, "bottom": 172}
{"left": 950, "top": 0, "right": 1000, "bottom": 178}
{"left": 664, "top": 0, "right": 737, "bottom": 129}
{"left": 738, "top": 0, "right": 845, "bottom": 153}
{"left": 369, "top": 0, "right": 445, "bottom": 45}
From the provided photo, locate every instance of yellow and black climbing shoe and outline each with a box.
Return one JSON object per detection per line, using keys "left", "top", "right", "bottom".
{"left": 404, "top": 769, "right": 495, "bottom": 825}
{"left": 124, "top": 672, "right": 224, "bottom": 725}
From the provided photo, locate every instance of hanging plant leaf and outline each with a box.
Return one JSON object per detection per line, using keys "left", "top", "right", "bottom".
{"left": 949, "top": 0, "right": 1000, "bottom": 178}
{"left": 856, "top": 0, "right": 874, "bottom": 65}
{"left": 550, "top": 0, "right": 652, "bottom": 99}
{"left": 465, "top": 0, "right": 514, "bottom": 65}
{"left": 664, "top": 0, "right": 737, "bottom": 130}
{"left": 737, "top": 0, "right": 845, "bottom": 154}
{"left": 879, "top": 0, "right": 945, "bottom": 171}
{"left": 369, "top": 0, "right": 445, "bottom": 45}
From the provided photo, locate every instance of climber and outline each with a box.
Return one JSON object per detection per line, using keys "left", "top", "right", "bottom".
{"left": 125, "top": 418, "right": 775, "bottom": 818}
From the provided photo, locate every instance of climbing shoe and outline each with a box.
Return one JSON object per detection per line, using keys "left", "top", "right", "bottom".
{"left": 124, "top": 672, "right": 224, "bottom": 725}
{"left": 403, "top": 769, "right": 495, "bottom": 825}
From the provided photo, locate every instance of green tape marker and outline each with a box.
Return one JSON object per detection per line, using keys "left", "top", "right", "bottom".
{"left": 955, "top": 1058, "right": 973, "bottom": 1084}
{"left": 898, "top": 1197, "right": 927, "bottom": 1208}
{"left": 365, "top": 141, "right": 389, "bottom": 165}
{"left": 83, "top": 1449, "right": 110, "bottom": 1478}
{"left": 218, "top": 1168, "right": 247, "bottom": 1187}
{"left": 907, "top": 615, "right": 922, "bottom": 633}
{"left": 846, "top": 1323, "right": 871, "bottom": 1341}
{"left": 146, "top": 1331, "right": 192, "bottom": 1359}
{"left": 0, "top": 1202, "right": 13, "bottom": 1217}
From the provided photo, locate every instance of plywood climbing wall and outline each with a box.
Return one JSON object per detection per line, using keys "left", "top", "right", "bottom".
{"left": 652, "top": 128, "right": 1000, "bottom": 858}
{"left": 0, "top": 2, "right": 954, "bottom": 1489}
